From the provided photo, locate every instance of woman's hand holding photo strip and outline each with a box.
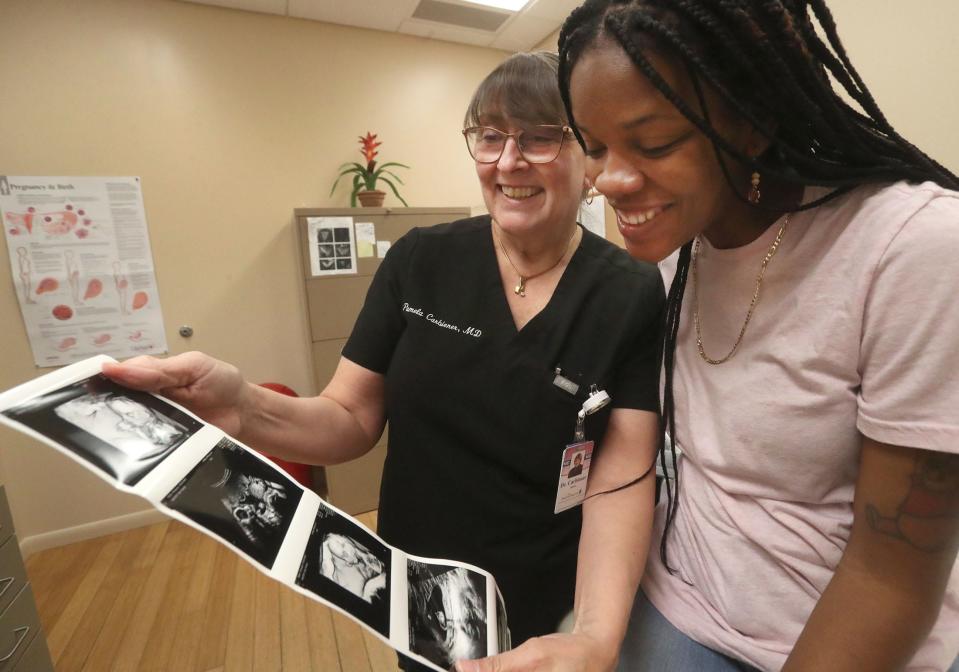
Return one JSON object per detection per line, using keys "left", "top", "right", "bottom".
{"left": 0, "top": 355, "right": 509, "bottom": 671}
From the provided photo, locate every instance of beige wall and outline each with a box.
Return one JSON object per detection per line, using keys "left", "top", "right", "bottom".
{"left": 535, "top": 28, "right": 562, "bottom": 52}
{"left": 0, "top": 0, "right": 506, "bottom": 545}
{"left": 826, "top": 0, "right": 959, "bottom": 174}
{"left": 2, "top": 0, "right": 957, "bottom": 548}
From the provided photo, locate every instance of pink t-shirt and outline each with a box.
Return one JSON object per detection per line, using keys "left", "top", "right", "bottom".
{"left": 643, "top": 181, "right": 959, "bottom": 671}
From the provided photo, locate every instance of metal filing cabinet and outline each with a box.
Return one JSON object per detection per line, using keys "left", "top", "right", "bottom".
{"left": 295, "top": 207, "right": 471, "bottom": 514}
{"left": 0, "top": 487, "right": 54, "bottom": 672}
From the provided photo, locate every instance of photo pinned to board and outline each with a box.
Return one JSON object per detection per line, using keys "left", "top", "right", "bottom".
{"left": 307, "top": 216, "right": 357, "bottom": 276}
{"left": 296, "top": 500, "right": 391, "bottom": 635}
{"left": 0, "top": 355, "right": 510, "bottom": 672}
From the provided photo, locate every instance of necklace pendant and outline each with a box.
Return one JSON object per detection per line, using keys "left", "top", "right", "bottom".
{"left": 514, "top": 277, "right": 527, "bottom": 297}
{"left": 690, "top": 215, "right": 790, "bottom": 365}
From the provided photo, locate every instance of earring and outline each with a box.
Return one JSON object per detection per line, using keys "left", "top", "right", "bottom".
{"left": 584, "top": 183, "right": 595, "bottom": 205}
{"left": 748, "top": 171, "right": 761, "bottom": 204}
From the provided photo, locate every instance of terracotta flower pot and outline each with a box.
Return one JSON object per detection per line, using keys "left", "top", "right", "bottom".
{"left": 357, "top": 189, "right": 386, "bottom": 207}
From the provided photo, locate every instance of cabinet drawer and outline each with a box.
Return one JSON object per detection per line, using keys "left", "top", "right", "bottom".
{"left": 0, "top": 489, "right": 12, "bottom": 549}
{"left": 0, "top": 538, "right": 28, "bottom": 619}
{"left": 0, "top": 584, "right": 42, "bottom": 672}
{"left": 11, "top": 631, "right": 53, "bottom": 672}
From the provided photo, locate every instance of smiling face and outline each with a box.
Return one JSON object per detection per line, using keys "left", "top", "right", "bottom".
{"left": 568, "top": 38, "right": 767, "bottom": 261}
{"left": 465, "top": 52, "right": 589, "bottom": 241}
{"left": 474, "top": 117, "right": 586, "bottom": 238}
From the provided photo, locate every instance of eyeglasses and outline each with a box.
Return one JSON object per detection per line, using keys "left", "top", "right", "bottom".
{"left": 462, "top": 125, "right": 572, "bottom": 164}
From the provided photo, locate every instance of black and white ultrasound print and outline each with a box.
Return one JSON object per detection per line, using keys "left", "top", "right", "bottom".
{"left": 1, "top": 373, "right": 202, "bottom": 485}
{"left": 296, "top": 501, "right": 391, "bottom": 636}
{"left": 408, "top": 560, "right": 488, "bottom": 669}
{"left": 162, "top": 437, "right": 302, "bottom": 568}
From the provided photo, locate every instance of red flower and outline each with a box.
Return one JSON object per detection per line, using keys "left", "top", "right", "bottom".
{"left": 359, "top": 132, "right": 382, "bottom": 169}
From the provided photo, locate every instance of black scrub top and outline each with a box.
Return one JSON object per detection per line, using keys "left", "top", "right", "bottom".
{"left": 342, "top": 216, "right": 664, "bottom": 645}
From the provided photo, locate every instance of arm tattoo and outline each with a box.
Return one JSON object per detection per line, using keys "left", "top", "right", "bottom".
{"left": 866, "top": 450, "right": 959, "bottom": 552}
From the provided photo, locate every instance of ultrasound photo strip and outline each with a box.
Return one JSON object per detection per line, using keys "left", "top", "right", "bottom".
{"left": 0, "top": 355, "right": 510, "bottom": 670}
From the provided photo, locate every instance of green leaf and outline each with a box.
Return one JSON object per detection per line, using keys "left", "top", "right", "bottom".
{"left": 331, "top": 158, "right": 405, "bottom": 203}
{"left": 335, "top": 167, "right": 362, "bottom": 179}
{"left": 350, "top": 175, "right": 362, "bottom": 207}
{"left": 378, "top": 177, "right": 409, "bottom": 206}
{"left": 334, "top": 161, "right": 367, "bottom": 174}
{"left": 351, "top": 176, "right": 362, "bottom": 196}
{"left": 331, "top": 165, "right": 366, "bottom": 195}
{"left": 378, "top": 169, "right": 405, "bottom": 184}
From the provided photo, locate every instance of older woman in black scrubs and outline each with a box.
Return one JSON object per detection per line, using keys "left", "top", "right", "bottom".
{"left": 104, "top": 52, "right": 663, "bottom": 672}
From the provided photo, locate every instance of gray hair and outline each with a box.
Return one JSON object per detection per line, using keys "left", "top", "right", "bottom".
{"left": 464, "top": 51, "right": 566, "bottom": 128}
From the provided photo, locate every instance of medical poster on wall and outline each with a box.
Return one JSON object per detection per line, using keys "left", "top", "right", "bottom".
{"left": 0, "top": 356, "right": 511, "bottom": 671}
{"left": 307, "top": 216, "right": 358, "bottom": 276}
{"left": 0, "top": 176, "right": 168, "bottom": 367}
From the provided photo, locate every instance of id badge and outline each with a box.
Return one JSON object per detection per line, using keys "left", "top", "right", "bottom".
{"left": 554, "top": 440, "right": 594, "bottom": 513}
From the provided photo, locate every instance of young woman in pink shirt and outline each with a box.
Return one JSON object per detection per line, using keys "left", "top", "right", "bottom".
{"left": 490, "top": 2, "right": 959, "bottom": 671}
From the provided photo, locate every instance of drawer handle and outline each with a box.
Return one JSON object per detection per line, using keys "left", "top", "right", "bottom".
{"left": 0, "top": 626, "right": 28, "bottom": 663}
{"left": 0, "top": 578, "right": 12, "bottom": 601}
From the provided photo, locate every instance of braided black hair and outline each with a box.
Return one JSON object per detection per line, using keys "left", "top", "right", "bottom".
{"left": 557, "top": 0, "right": 959, "bottom": 572}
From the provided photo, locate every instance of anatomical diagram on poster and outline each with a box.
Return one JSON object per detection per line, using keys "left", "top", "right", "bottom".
{"left": 0, "top": 356, "right": 510, "bottom": 671}
{"left": 1, "top": 176, "right": 168, "bottom": 367}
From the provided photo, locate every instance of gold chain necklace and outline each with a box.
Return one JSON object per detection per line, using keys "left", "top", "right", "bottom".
{"left": 691, "top": 214, "right": 789, "bottom": 365}
{"left": 496, "top": 224, "right": 578, "bottom": 297}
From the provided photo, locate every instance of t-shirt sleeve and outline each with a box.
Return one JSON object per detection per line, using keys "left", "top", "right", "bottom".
{"left": 857, "top": 192, "right": 959, "bottom": 453}
{"left": 341, "top": 229, "right": 419, "bottom": 374}
{"left": 609, "top": 267, "right": 666, "bottom": 412}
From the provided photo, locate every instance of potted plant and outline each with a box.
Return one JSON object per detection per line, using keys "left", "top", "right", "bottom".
{"left": 330, "top": 132, "right": 410, "bottom": 207}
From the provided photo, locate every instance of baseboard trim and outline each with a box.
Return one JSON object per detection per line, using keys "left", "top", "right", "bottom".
{"left": 19, "top": 508, "right": 167, "bottom": 558}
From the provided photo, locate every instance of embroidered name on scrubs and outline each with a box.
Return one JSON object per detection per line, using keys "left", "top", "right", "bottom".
{"left": 402, "top": 302, "right": 483, "bottom": 338}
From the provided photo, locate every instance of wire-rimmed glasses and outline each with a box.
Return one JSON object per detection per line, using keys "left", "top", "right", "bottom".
{"left": 462, "top": 125, "right": 572, "bottom": 164}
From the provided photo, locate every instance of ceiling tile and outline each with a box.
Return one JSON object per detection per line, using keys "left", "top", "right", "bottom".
{"left": 489, "top": 12, "right": 556, "bottom": 50}
{"left": 398, "top": 19, "right": 500, "bottom": 48}
{"left": 397, "top": 19, "right": 438, "bottom": 38}
{"left": 522, "top": 0, "right": 582, "bottom": 22}
{"left": 289, "top": 0, "right": 419, "bottom": 32}
{"left": 178, "top": 0, "right": 574, "bottom": 51}
{"left": 179, "top": 0, "right": 288, "bottom": 15}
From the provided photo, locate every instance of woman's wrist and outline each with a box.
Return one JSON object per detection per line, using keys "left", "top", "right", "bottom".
{"left": 233, "top": 378, "right": 262, "bottom": 443}
{"left": 570, "top": 618, "right": 624, "bottom": 669}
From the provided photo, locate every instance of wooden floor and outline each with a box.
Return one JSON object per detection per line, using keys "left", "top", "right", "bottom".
{"left": 24, "top": 512, "right": 402, "bottom": 672}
